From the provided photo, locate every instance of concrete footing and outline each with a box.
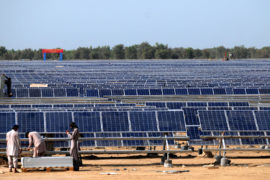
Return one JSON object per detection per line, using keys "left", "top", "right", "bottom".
{"left": 164, "top": 160, "right": 173, "bottom": 168}
{"left": 220, "top": 157, "right": 230, "bottom": 166}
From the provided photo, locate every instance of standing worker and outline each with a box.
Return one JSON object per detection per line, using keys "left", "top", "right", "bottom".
{"left": 66, "top": 122, "right": 80, "bottom": 171}
{"left": 25, "top": 131, "right": 46, "bottom": 157}
{"left": 0, "top": 74, "right": 12, "bottom": 97}
{"left": 6, "top": 125, "right": 21, "bottom": 173}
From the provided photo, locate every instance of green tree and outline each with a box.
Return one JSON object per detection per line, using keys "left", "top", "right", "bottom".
{"left": 137, "top": 42, "right": 155, "bottom": 59}
{"left": 154, "top": 43, "right": 171, "bottom": 59}
{"left": 184, "top": 48, "right": 194, "bottom": 59}
{"left": 125, "top": 45, "right": 138, "bottom": 59}
{"left": 112, "top": 44, "right": 125, "bottom": 59}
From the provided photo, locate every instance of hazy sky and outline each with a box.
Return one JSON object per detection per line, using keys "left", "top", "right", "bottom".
{"left": 1, "top": 0, "right": 270, "bottom": 50}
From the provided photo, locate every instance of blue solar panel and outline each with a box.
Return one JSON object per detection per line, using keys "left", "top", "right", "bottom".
{"left": 80, "top": 133, "right": 95, "bottom": 146}
{"left": 198, "top": 110, "right": 228, "bottom": 131}
{"left": 226, "top": 111, "right": 257, "bottom": 131}
{"left": 102, "top": 112, "right": 129, "bottom": 131}
{"left": 111, "top": 89, "right": 124, "bottom": 96}
{"left": 213, "top": 88, "right": 226, "bottom": 95}
{"left": 96, "top": 133, "right": 122, "bottom": 146}
{"left": 0, "top": 113, "right": 15, "bottom": 132}
{"left": 74, "top": 112, "right": 101, "bottom": 132}
{"left": 130, "top": 112, "right": 157, "bottom": 131}
{"left": 46, "top": 112, "right": 72, "bottom": 132}
{"left": 74, "top": 104, "right": 94, "bottom": 108}
{"left": 225, "top": 88, "right": 233, "bottom": 94}
{"left": 187, "top": 102, "right": 207, "bottom": 107}
{"left": 54, "top": 88, "right": 66, "bottom": 97}
{"left": 124, "top": 89, "right": 137, "bottom": 95}
{"left": 175, "top": 88, "right": 188, "bottom": 95}
{"left": 66, "top": 88, "right": 78, "bottom": 97}
{"left": 208, "top": 107, "right": 232, "bottom": 110}
{"left": 162, "top": 89, "right": 175, "bottom": 95}
{"left": 29, "top": 89, "right": 41, "bottom": 97}
{"left": 254, "top": 111, "right": 270, "bottom": 131}
{"left": 137, "top": 89, "right": 150, "bottom": 95}
{"left": 41, "top": 89, "right": 53, "bottom": 97}
{"left": 99, "top": 89, "right": 112, "bottom": 97}
{"left": 16, "top": 88, "right": 29, "bottom": 97}
{"left": 150, "top": 89, "right": 162, "bottom": 95}
{"left": 233, "top": 89, "right": 246, "bottom": 94}
{"left": 188, "top": 89, "right": 200, "bottom": 95}
{"left": 246, "top": 89, "right": 259, "bottom": 94}
{"left": 229, "top": 102, "right": 249, "bottom": 107}
{"left": 157, "top": 111, "right": 186, "bottom": 132}
{"left": 208, "top": 102, "right": 228, "bottom": 107}
{"left": 11, "top": 104, "right": 31, "bottom": 108}
{"left": 148, "top": 132, "right": 174, "bottom": 146}
{"left": 122, "top": 132, "right": 148, "bottom": 146}
{"left": 0, "top": 105, "right": 9, "bottom": 108}
{"left": 146, "top": 102, "right": 166, "bottom": 108}
{"left": 32, "top": 104, "right": 52, "bottom": 108}
{"left": 166, "top": 102, "right": 186, "bottom": 109}
{"left": 86, "top": 89, "right": 99, "bottom": 97}
{"left": 200, "top": 88, "right": 213, "bottom": 95}
{"left": 186, "top": 126, "right": 215, "bottom": 145}
{"left": 17, "top": 112, "right": 44, "bottom": 132}
{"left": 259, "top": 89, "right": 270, "bottom": 94}
{"left": 54, "top": 104, "right": 73, "bottom": 108}
{"left": 183, "top": 108, "right": 205, "bottom": 126}
{"left": 233, "top": 107, "right": 257, "bottom": 110}
{"left": 240, "top": 132, "right": 267, "bottom": 145}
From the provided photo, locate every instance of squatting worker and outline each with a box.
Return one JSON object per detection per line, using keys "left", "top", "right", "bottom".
{"left": 25, "top": 131, "right": 46, "bottom": 157}
{"left": 66, "top": 122, "right": 80, "bottom": 171}
{"left": 6, "top": 125, "right": 21, "bottom": 173}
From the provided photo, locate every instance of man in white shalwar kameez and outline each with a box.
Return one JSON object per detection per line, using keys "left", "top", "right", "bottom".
{"left": 6, "top": 125, "right": 21, "bottom": 173}
{"left": 25, "top": 131, "right": 46, "bottom": 157}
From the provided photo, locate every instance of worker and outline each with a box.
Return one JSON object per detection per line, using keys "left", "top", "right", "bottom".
{"left": 6, "top": 125, "right": 21, "bottom": 173}
{"left": 0, "top": 74, "right": 12, "bottom": 97}
{"left": 66, "top": 122, "right": 80, "bottom": 171}
{"left": 25, "top": 131, "right": 46, "bottom": 157}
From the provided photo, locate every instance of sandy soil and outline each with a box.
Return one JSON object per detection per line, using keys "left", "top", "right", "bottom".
{"left": 0, "top": 151, "right": 270, "bottom": 180}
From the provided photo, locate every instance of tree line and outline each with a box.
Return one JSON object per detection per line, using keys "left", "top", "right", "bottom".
{"left": 1, "top": 42, "right": 270, "bottom": 60}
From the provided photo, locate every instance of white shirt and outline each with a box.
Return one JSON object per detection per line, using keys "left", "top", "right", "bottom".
{"left": 6, "top": 129, "right": 21, "bottom": 156}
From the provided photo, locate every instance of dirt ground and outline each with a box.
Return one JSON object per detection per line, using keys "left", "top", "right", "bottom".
{"left": 0, "top": 151, "right": 270, "bottom": 180}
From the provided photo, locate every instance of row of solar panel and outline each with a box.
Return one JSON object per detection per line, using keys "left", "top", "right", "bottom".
{"left": 8, "top": 87, "right": 270, "bottom": 97}
{"left": 0, "top": 111, "right": 186, "bottom": 133}
{"left": 198, "top": 110, "right": 270, "bottom": 131}
{"left": 187, "top": 126, "right": 270, "bottom": 145}
{"left": 0, "top": 101, "right": 250, "bottom": 109}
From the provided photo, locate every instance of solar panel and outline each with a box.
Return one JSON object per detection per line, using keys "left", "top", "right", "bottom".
{"left": 146, "top": 102, "right": 166, "bottom": 108}
{"left": 259, "top": 89, "right": 270, "bottom": 94}
{"left": 96, "top": 133, "right": 122, "bottom": 147}
{"left": 188, "top": 89, "right": 200, "bottom": 95}
{"left": 198, "top": 110, "right": 228, "bottom": 131}
{"left": 157, "top": 111, "right": 186, "bottom": 132}
{"left": 175, "top": 88, "right": 188, "bottom": 95}
{"left": 86, "top": 89, "right": 99, "bottom": 97}
{"left": 183, "top": 107, "right": 205, "bottom": 126}
{"left": 226, "top": 111, "right": 257, "bottom": 131}
{"left": 200, "top": 88, "right": 213, "bottom": 95}
{"left": 150, "top": 89, "right": 162, "bottom": 95}
{"left": 41, "top": 89, "right": 54, "bottom": 97}
{"left": 17, "top": 112, "right": 44, "bottom": 132}
{"left": 187, "top": 102, "right": 207, "bottom": 107}
{"left": 129, "top": 112, "right": 157, "bottom": 131}
{"left": 254, "top": 111, "right": 270, "bottom": 131}
{"left": 166, "top": 102, "right": 186, "bottom": 109}
{"left": 29, "top": 89, "right": 41, "bottom": 97}
{"left": 66, "top": 88, "right": 79, "bottom": 97}
{"left": 162, "top": 89, "right": 175, "bottom": 95}
{"left": 240, "top": 132, "right": 267, "bottom": 145}
{"left": 124, "top": 89, "right": 137, "bottom": 95}
{"left": 122, "top": 132, "right": 148, "bottom": 146}
{"left": 225, "top": 88, "right": 233, "bottom": 94}
{"left": 102, "top": 112, "right": 129, "bottom": 131}
{"left": 137, "top": 89, "right": 150, "bottom": 95}
{"left": 229, "top": 102, "right": 249, "bottom": 107}
{"left": 74, "top": 112, "right": 101, "bottom": 132}
{"left": 213, "top": 88, "right": 226, "bottom": 95}
{"left": 246, "top": 88, "right": 259, "bottom": 94}
{"left": 80, "top": 133, "right": 95, "bottom": 146}
{"left": 46, "top": 112, "right": 72, "bottom": 132}
{"left": 208, "top": 102, "right": 228, "bottom": 107}
{"left": 16, "top": 88, "right": 29, "bottom": 97}
{"left": 233, "top": 89, "right": 246, "bottom": 94}
{"left": 0, "top": 112, "right": 15, "bottom": 132}
{"left": 111, "top": 89, "right": 124, "bottom": 96}
{"left": 186, "top": 126, "right": 215, "bottom": 145}
{"left": 148, "top": 132, "right": 174, "bottom": 146}
{"left": 54, "top": 88, "right": 66, "bottom": 97}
